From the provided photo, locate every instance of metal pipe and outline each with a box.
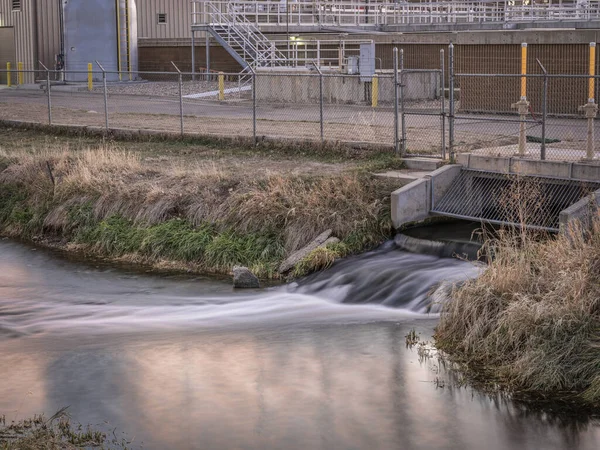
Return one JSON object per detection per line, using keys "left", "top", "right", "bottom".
{"left": 116, "top": 0, "right": 122, "bottom": 81}
{"left": 39, "top": 61, "right": 52, "bottom": 125}
{"left": 172, "top": 61, "right": 184, "bottom": 136}
{"left": 312, "top": 61, "right": 324, "bottom": 143}
{"left": 191, "top": 31, "right": 196, "bottom": 81}
{"left": 393, "top": 47, "right": 399, "bottom": 155}
{"left": 448, "top": 43, "right": 455, "bottom": 161}
{"left": 536, "top": 58, "right": 548, "bottom": 161}
{"left": 589, "top": 42, "right": 596, "bottom": 102}
{"left": 440, "top": 49, "right": 446, "bottom": 160}
{"left": 96, "top": 61, "right": 109, "bottom": 130}
{"left": 400, "top": 49, "right": 406, "bottom": 156}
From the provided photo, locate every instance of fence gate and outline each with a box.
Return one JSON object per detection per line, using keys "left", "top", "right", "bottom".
{"left": 396, "top": 49, "right": 446, "bottom": 159}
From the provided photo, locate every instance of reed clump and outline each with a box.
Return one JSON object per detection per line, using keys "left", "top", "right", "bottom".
{"left": 435, "top": 215, "right": 600, "bottom": 405}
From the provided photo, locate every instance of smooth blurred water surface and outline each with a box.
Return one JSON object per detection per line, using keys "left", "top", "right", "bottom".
{"left": 0, "top": 238, "right": 597, "bottom": 450}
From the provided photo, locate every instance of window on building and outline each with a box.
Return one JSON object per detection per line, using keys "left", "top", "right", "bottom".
{"left": 157, "top": 13, "right": 167, "bottom": 24}
{"left": 12, "top": 0, "right": 21, "bottom": 11}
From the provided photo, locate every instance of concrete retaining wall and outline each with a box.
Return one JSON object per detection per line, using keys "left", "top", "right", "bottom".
{"left": 255, "top": 70, "right": 438, "bottom": 105}
{"left": 559, "top": 188, "right": 600, "bottom": 234}
{"left": 391, "top": 164, "right": 461, "bottom": 229}
{"left": 456, "top": 154, "right": 600, "bottom": 182}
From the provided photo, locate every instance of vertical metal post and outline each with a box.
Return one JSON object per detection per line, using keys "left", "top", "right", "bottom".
{"left": 393, "top": 48, "right": 399, "bottom": 155}
{"left": 400, "top": 49, "right": 406, "bottom": 156}
{"left": 440, "top": 49, "right": 446, "bottom": 160}
{"left": 536, "top": 59, "right": 548, "bottom": 161}
{"left": 448, "top": 43, "right": 455, "bottom": 162}
{"left": 172, "top": 62, "right": 184, "bottom": 136}
{"left": 191, "top": 31, "right": 196, "bottom": 81}
{"left": 39, "top": 61, "right": 52, "bottom": 125}
{"left": 96, "top": 61, "right": 109, "bottom": 130}
{"left": 6, "top": 62, "right": 11, "bottom": 87}
{"left": 312, "top": 62, "right": 324, "bottom": 143}
{"left": 47, "top": 69, "right": 52, "bottom": 125}
{"left": 205, "top": 33, "right": 211, "bottom": 78}
{"left": 251, "top": 70, "right": 257, "bottom": 145}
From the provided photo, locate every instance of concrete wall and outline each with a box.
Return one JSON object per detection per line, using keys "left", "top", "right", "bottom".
{"left": 255, "top": 70, "right": 438, "bottom": 105}
{"left": 456, "top": 154, "right": 600, "bottom": 182}
{"left": 559, "top": 188, "right": 600, "bottom": 234}
{"left": 391, "top": 165, "right": 462, "bottom": 229}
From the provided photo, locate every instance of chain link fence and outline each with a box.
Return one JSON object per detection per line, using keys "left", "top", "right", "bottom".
{"left": 0, "top": 46, "right": 599, "bottom": 162}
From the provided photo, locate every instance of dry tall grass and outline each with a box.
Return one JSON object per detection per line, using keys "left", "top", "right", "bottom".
{"left": 0, "top": 144, "right": 392, "bottom": 275}
{"left": 435, "top": 215, "right": 600, "bottom": 404}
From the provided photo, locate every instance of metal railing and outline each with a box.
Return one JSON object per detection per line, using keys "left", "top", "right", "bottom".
{"left": 191, "top": 0, "right": 600, "bottom": 28}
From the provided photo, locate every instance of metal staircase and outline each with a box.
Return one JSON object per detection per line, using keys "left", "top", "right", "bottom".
{"left": 203, "top": 1, "right": 287, "bottom": 70}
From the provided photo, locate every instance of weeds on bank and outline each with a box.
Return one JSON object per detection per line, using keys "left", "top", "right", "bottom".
{"left": 0, "top": 143, "right": 393, "bottom": 277}
{"left": 435, "top": 205, "right": 600, "bottom": 405}
{"left": 0, "top": 407, "right": 129, "bottom": 450}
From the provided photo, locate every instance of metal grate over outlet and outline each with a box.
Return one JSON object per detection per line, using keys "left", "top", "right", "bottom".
{"left": 432, "top": 169, "right": 600, "bottom": 232}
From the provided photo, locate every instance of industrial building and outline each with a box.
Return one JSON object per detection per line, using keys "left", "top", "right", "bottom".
{"left": 2, "top": 1, "right": 600, "bottom": 84}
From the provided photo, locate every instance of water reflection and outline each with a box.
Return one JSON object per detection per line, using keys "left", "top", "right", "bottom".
{"left": 0, "top": 240, "right": 598, "bottom": 449}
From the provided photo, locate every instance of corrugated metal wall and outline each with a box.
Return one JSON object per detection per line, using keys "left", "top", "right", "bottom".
{"left": 35, "top": 0, "right": 61, "bottom": 71}
{"left": 0, "top": 0, "right": 36, "bottom": 75}
{"left": 137, "top": 0, "right": 192, "bottom": 39}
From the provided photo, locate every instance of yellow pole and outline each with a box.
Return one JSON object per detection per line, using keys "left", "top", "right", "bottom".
{"left": 88, "top": 63, "right": 93, "bottom": 91}
{"left": 589, "top": 42, "right": 596, "bottom": 102}
{"left": 218, "top": 72, "right": 225, "bottom": 100}
{"left": 520, "top": 43, "right": 527, "bottom": 99}
{"left": 6, "top": 62, "right": 11, "bottom": 87}
{"left": 371, "top": 74, "right": 378, "bottom": 108}
{"left": 17, "top": 62, "right": 24, "bottom": 85}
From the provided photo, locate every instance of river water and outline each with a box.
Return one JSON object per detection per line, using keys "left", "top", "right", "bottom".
{"left": 0, "top": 237, "right": 598, "bottom": 449}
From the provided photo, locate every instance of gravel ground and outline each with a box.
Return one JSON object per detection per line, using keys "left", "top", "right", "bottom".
{"left": 92, "top": 80, "right": 242, "bottom": 97}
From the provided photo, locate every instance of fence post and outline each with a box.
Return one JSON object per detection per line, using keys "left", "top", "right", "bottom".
{"left": 536, "top": 58, "right": 548, "bottom": 161}
{"left": 312, "top": 61, "right": 324, "bottom": 143}
{"left": 400, "top": 49, "right": 406, "bottom": 156}
{"left": 95, "top": 61, "right": 109, "bottom": 130}
{"left": 440, "top": 49, "right": 446, "bottom": 160}
{"left": 17, "top": 62, "right": 23, "bottom": 85}
{"left": 449, "top": 43, "right": 455, "bottom": 162}
{"left": 39, "top": 61, "right": 52, "bottom": 125}
{"left": 171, "top": 62, "right": 184, "bottom": 136}
{"left": 248, "top": 67, "right": 257, "bottom": 145}
{"left": 393, "top": 48, "right": 399, "bottom": 155}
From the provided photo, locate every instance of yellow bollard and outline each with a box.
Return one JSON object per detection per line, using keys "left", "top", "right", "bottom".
{"left": 218, "top": 72, "right": 225, "bottom": 101}
{"left": 6, "top": 62, "right": 11, "bottom": 87}
{"left": 88, "top": 63, "right": 93, "bottom": 91}
{"left": 17, "top": 62, "right": 23, "bottom": 85}
{"left": 371, "top": 74, "right": 379, "bottom": 108}
{"left": 589, "top": 42, "right": 596, "bottom": 102}
{"left": 520, "top": 43, "right": 527, "bottom": 99}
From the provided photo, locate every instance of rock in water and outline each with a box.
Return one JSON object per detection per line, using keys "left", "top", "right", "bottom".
{"left": 232, "top": 266, "right": 260, "bottom": 289}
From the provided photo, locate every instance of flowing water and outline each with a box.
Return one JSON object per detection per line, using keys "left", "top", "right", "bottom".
{"left": 0, "top": 234, "right": 598, "bottom": 449}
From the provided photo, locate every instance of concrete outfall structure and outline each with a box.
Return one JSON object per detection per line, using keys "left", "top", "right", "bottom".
{"left": 391, "top": 155, "right": 600, "bottom": 234}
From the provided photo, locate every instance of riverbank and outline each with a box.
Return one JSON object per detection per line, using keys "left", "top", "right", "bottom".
{"left": 435, "top": 221, "right": 600, "bottom": 409}
{"left": 0, "top": 127, "right": 406, "bottom": 279}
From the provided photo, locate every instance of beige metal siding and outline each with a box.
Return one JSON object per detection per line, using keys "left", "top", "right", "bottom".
{"left": 0, "top": 27, "right": 15, "bottom": 84}
{"left": 137, "top": 0, "right": 192, "bottom": 39}
{"left": 0, "top": 0, "right": 35, "bottom": 82}
{"left": 35, "top": 0, "right": 61, "bottom": 70}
